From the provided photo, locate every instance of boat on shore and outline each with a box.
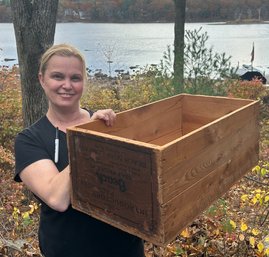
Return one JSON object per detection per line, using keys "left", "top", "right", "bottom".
{"left": 236, "top": 64, "right": 269, "bottom": 85}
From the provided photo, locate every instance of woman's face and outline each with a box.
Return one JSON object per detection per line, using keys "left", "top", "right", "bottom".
{"left": 39, "top": 55, "right": 84, "bottom": 110}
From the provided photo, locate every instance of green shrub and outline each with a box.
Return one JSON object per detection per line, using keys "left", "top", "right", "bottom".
{"left": 184, "top": 27, "right": 237, "bottom": 96}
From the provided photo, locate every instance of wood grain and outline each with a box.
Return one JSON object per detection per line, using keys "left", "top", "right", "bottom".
{"left": 67, "top": 94, "right": 259, "bottom": 246}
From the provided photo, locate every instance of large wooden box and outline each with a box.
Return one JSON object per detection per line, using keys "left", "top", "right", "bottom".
{"left": 67, "top": 94, "right": 259, "bottom": 246}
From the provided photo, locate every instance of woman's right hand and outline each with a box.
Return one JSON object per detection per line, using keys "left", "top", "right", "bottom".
{"left": 90, "top": 109, "right": 116, "bottom": 127}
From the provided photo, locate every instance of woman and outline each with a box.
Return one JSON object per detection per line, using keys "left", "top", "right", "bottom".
{"left": 14, "top": 44, "right": 145, "bottom": 257}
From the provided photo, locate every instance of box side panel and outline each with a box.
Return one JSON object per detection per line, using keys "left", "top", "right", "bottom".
{"left": 182, "top": 95, "right": 255, "bottom": 134}
{"left": 162, "top": 133, "right": 258, "bottom": 244}
{"left": 161, "top": 102, "right": 259, "bottom": 202}
{"left": 68, "top": 132, "right": 163, "bottom": 243}
{"left": 75, "top": 94, "right": 184, "bottom": 145}
{"left": 148, "top": 128, "right": 183, "bottom": 146}
{"left": 159, "top": 102, "right": 259, "bottom": 245}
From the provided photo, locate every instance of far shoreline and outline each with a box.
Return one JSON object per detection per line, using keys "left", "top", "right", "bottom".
{"left": 1, "top": 19, "right": 269, "bottom": 25}
{"left": 225, "top": 19, "right": 269, "bottom": 25}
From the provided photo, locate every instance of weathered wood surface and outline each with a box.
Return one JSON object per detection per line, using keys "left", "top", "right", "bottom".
{"left": 67, "top": 94, "right": 259, "bottom": 246}
{"left": 78, "top": 93, "right": 184, "bottom": 143}
{"left": 161, "top": 100, "right": 259, "bottom": 200}
{"left": 161, "top": 103, "right": 259, "bottom": 243}
{"left": 68, "top": 133, "right": 159, "bottom": 235}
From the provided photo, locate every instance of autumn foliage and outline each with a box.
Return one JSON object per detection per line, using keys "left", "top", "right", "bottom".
{"left": 1, "top": 0, "right": 269, "bottom": 23}
{"left": 228, "top": 79, "right": 268, "bottom": 100}
{"left": 1, "top": 66, "right": 269, "bottom": 256}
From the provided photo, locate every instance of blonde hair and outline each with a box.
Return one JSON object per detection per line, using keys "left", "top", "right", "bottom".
{"left": 39, "top": 43, "right": 87, "bottom": 84}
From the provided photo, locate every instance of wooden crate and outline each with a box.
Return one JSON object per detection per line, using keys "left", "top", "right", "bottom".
{"left": 67, "top": 94, "right": 259, "bottom": 246}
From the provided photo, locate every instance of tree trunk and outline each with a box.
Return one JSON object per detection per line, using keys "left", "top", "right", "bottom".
{"left": 257, "top": 8, "right": 262, "bottom": 20}
{"left": 10, "top": 0, "right": 59, "bottom": 127}
{"left": 173, "top": 0, "right": 186, "bottom": 94}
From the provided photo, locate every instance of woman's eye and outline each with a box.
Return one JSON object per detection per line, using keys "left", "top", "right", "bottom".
{"left": 71, "top": 76, "right": 82, "bottom": 82}
{"left": 52, "top": 73, "right": 64, "bottom": 80}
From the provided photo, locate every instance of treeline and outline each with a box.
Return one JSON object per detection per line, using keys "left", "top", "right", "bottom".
{"left": 1, "top": 0, "right": 269, "bottom": 23}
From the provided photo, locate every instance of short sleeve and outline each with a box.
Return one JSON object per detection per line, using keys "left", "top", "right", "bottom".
{"left": 14, "top": 130, "right": 51, "bottom": 182}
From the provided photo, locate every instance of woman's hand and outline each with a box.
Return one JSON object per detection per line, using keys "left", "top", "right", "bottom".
{"left": 90, "top": 109, "right": 116, "bottom": 126}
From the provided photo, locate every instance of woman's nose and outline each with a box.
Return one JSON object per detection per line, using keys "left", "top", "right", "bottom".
{"left": 62, "top": 79, "right": 72, "bottom": 89}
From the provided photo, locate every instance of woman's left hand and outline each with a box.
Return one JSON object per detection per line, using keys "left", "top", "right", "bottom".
{"left": 90, "top": 109, "right": 116, "bottom": 126}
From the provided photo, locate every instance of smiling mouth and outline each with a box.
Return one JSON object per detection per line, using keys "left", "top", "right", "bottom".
{"left": 59, "top": 93, "right": 75, "bottom": 97}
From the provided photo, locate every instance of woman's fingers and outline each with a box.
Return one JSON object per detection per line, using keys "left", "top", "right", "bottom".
{"left": 91, "top": 109, "right": 116, "bottom": 126}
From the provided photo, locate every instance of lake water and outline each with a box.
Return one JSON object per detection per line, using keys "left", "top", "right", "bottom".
{"left": 1, "top": 22, "right": 269, "bottom": 76}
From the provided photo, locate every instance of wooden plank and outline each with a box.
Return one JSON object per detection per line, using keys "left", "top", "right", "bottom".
{"left": 161, "top": 138, "right": 259, "bottom": 245}
{"left": 76, "top": 94, "right": 184, "bottom": 143}
{"left": 182, "top": 94, "right": 253, "bottom": 125}
{"left": 160, "top": 101, "right": 258, "bottom": 173}
{"left": 67, "top": 94, "right": 260, "bottom": 246}
{"left": 159, "top": 102, "right": 259, "bottom": 202}
{"left": 69, "top": 131, "right": 161, "bottom": 234}
{"left": 161, "top": 112, "right": 258, "bottom": 203}
{"left": 148, "top": 129, "right": 183, "bottom": 146}
{"left": 77, "top": 94, "right": 184, "bottom": 133}
{"left": 182, "top": 94, "right": 253, "bottom": 112}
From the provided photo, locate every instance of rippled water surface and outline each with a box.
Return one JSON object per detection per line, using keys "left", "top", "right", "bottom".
{"left": 1, "top": 22, "right": 268, "bottom": 75}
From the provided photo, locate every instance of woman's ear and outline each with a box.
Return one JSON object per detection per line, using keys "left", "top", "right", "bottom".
{"left": 38, "top": 72, "right": 45, "bottom": 88}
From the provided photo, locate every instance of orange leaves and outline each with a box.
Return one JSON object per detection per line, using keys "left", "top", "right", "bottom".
{"left": 0, "top": 65, "right": 20, "bottom": 90}
{"left": 0, "top": 66, "right": 41, "bottom": 256}
{"left": 1, "top": 66, "right": 269, "bottom": 257}
{"left": 0, "top": 145, "right": 14, "bottom": 170}
{"left": 0, "top": 66, "right": 23, "bottom": 150}
{"left": 227, "top": 78, "right": 267, "bottom": 100}
{"left": 0, "top": 165, "right": 41, "bottom": 256}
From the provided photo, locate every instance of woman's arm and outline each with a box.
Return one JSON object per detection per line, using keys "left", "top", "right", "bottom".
{"left": 19, "top": 109, "right": 116, "bottom": 212}
{"left": 20, "top": 160, "right": 71, "bottom": 212}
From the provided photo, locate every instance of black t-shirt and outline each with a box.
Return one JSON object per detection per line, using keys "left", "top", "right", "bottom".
{"left": 14, "top": 116, "right": 145, "bottom": 257}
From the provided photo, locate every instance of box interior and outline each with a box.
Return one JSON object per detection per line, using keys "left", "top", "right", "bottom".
{"left": 67, "top": 94, "right": 258, "bottom": 245}
{"left": 76, "top": 94, "right": 253, "bottom": 146}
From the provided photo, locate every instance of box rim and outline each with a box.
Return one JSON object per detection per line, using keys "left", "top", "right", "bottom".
{"left": 67, "top": 97, "right": 259, "bottom": 150}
